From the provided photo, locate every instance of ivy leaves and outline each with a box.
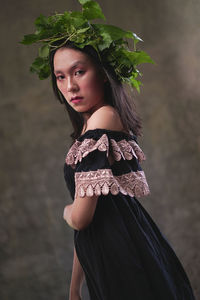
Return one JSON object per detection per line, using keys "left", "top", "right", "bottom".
{"left": 20, "top": 0, "right": 155, "bottom": 92}
{"left": 80, "top": 0, "right": 105, "bottom": 20}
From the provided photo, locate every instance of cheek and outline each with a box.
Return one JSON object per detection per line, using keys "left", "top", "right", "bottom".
{"left": 57, "top": 82, "right": 67, "bottom": 94}
{"left": 56, "top": 82, "right": 70, "bottom": 102}
{"left": 56, "top": 81, "right": 62, "bottom": 91}
{"left": 84, "top": 74, "right": 104, "bottom": 95}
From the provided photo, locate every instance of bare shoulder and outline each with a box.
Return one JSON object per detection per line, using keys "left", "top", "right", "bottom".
{"left": 87, "top": 105, "right": 124, "bottom": 131}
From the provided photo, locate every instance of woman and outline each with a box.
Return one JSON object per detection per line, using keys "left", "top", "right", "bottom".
{"left": 21, "top": 1, "right": 196, "bottom": 298}
{"left": 50, "top": 42, "right": 195, "bottom": 300}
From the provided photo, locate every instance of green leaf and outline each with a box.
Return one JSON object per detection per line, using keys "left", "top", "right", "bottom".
{"left": 76, "top": 26, "right": 90, "bottom": 34}
{"left": 38, "top": 44, "right": 49, "bottom": 58}
{"left": 30, "top": 57, "right": 45, "bottom": 71}
{"left": 129, "top": 77, "right": 142, "bottom": 93}
{"left": 30, "top": 57, "right": 50, "bottom": 79}
{"left": 38, "top": 65, "right": 51, "bottom": 80}
{"left": 79, "top": 0, "right": 92, "bottom": 5}
{"left": 48, "top": 13, "right": 66, "bottom": 28}
{"left": 79, "top": 38, "right": 99, "bottom": 50}
{"left": 63, "top": 11, "right": 71, "bottom": 19}
{"left": 71, "top": 26, "right": 91, "bottom": 43}
{"left": 82, "top": 1, "right": 105, "bottom": 20}
{"left": 123, "top": 50, "right": 155, "bottom": 65}
{"left": 98, "top": 33, "right": 112, "bottom": 50}
{"left": 71, "top": 34, "right": 85, "bottom": 44}
{"left": 95, "top": 24, "right": 128, "bottom": 42}
{"left": 35, "top": 14, "right": 49, "bottom": 30}
{"left": 70, "top": 11, "right": 87, "bottom": 27}
{"left": 20, "top": 34, "right": 39, "bottom": 45}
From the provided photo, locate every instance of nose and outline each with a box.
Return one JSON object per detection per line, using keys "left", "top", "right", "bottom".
{"left": 67, "top": 76, "right": 78, "bottom": 92}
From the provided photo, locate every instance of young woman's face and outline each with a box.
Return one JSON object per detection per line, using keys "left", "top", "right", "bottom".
{"left": 53, "top": 47, "right": 106, "bottom": 115}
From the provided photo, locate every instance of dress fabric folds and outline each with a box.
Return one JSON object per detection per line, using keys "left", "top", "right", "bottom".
{"left": 63, "top": 128, "right": 195, "bottom": 300}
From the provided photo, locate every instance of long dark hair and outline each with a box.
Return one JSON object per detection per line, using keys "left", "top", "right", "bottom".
{"left": 49, "top": 41, "right": 143, "bottom": 140}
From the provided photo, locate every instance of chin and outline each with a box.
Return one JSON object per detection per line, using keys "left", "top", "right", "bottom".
{"left": 72, "top": 105, "right": 90, "bottom": 113}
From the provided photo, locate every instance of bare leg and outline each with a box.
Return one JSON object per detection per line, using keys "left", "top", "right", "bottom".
{"left": 69, "top": 246, "right": 85, "bottom": 300}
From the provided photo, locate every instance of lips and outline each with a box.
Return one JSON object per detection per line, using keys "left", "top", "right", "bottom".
{"left": 71, "top": 96, "right": 83, "bottom": 101}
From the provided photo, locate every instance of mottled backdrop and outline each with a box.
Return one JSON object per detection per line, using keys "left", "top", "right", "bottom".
{"left": 0, "top": 0, "right": 199, "bottom": 299}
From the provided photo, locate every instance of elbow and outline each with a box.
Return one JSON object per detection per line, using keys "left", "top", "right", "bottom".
{"left": 71, "top": 214, "right": 92, "bottom": 231}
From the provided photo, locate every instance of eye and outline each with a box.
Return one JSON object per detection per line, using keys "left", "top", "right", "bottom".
{"left": 75, "top": 70, "right": 85, "bottom": 76}
{"left": 56, "top": 75, "right": 65, "bottom": 81}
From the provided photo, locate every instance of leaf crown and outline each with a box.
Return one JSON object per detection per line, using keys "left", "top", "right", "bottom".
{"left": 20, "top": 0, "right": 155, "bottom": 92}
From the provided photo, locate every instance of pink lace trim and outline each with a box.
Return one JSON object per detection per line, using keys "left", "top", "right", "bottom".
{"left": 110, "top": 139, "right": 146, "bottom": 162}
{"left": 65, "top": 134, "right": 146, "bottom": 166}
{"left": 75, "top": 169, "right": 150, "bottom": 198}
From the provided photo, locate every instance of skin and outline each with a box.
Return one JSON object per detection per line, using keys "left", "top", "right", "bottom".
{"left": 54, "top": 47, "right": 124, "bottom": 299}
{"left": 53, "top": 47, "right": 107, "bottom": 126}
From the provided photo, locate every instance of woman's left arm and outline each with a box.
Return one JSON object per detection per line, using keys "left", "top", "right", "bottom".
{"left": 63, "top": 194, "right": 98, "bottom": 230}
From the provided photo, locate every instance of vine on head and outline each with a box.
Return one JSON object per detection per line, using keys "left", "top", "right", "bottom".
{"left": 20, "top": 0, "right": 155, "bottom": 93}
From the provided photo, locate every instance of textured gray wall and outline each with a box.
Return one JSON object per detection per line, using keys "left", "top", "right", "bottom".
{"left": 0, "top": 0, "right": 199, "bottom": 299}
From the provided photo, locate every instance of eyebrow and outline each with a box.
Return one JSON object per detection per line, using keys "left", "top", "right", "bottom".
{"left": 54, "top": 60, "right": 87, "bottom": 74}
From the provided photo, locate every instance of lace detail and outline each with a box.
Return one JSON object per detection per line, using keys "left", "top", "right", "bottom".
{"left": 65, "top": 134, "right": 109, "bottom": 167}
{"left": 75, "top": 169, "right": 150, "bottom": 198}
{"left": 110, "top": 139, "right": 146, "bottom": 162}
{"left": 65, "top": 133, "right": 146, "bottom": 166}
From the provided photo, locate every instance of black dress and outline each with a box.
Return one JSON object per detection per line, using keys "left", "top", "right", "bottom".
{"left": 63, "top": 128, "right": 195, "bottom": 300}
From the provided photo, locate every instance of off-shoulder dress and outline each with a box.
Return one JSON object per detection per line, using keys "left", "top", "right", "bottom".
{"left": 64, "top": 128, "right": 195, "bottom": 300}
